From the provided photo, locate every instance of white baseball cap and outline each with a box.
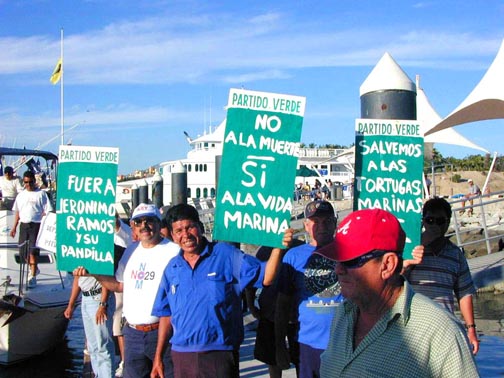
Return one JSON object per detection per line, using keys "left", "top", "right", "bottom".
{"left": 131, "top": 203, "right": 161, "bottom": 220}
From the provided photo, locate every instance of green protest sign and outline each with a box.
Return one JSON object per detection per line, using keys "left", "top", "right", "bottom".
{"left": 213, "top": 89, "right": 306, "bottom": 248}
{"left": 353, "top": 119, "right": 424, "bottom": 259}
{"left": 56, "top": 146, "right": 119, "bottom": 274}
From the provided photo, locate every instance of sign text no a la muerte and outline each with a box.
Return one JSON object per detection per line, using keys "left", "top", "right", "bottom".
{"left": 214, "top": 89, "right": 306, "bottom": 248}
{"left": 353, "top": 119, "right": 424, "bottom": 259}
{"left": 56, "top": 145, "right": 119, "bottom": 275}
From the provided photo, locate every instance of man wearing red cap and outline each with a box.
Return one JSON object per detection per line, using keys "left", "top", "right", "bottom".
{"left": 320, "top": 208, "right": 478, "bottom": 377}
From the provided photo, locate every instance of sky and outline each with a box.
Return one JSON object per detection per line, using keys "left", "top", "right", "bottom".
{"left": 1, "top": 0, "right": 503, "bottom": 175}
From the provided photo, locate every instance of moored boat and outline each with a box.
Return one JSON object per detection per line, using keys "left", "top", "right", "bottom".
{"left": 0, "top": 147, "right": 73, "bottom": 365}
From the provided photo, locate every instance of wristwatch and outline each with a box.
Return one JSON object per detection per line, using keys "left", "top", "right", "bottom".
{"left": 99, "top": 302, "right": 108, "bottom": 307}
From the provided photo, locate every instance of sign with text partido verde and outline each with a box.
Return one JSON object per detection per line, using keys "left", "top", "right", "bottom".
{"left": 213, "top": 89, "right": 306, "bottom": 248}
{"left": 56, "top": 145, "right": 119, "bottom": 275}
{"left": 353, "top": 119, "right": 424, "bottom": 259}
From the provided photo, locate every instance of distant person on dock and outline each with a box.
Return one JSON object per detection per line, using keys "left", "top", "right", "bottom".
{"left": 460, "top": 179, "right": 481, "bottom": 216}
{"left": 10, "top": 170, "right": 53, "bottom": 288}
{"left": 424, "top": 174, "right": 432, "bottom": 198}
{"left": 0, "top": 166, "right": 23, "bottom": 210}
{"left": 404, "top": 197, "right": 480, "bottom": 354}
{"left": 320, "top": 208, "right": 478, "bottom": 377}
{"left": 74, "top": 203, "right": 179, "bottom": 378}
{"left": 275, "top": 200, "right": 343, "bottom": 378}
{"left": 151, "top": 203, "right": 289, "bottom": 378}
{"left": 64, "top": 276, "right": 115, "bottom": 378}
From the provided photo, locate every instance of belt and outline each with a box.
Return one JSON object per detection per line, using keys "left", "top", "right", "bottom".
{"left": 82, "top": 288, "right": 102, "bottom": 297}
{"left": 128, "top": 322, "right": 160, "bottom": 332}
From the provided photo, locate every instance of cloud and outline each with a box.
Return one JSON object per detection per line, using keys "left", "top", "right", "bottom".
{"left": 0, "top": 10, "right": 501, "bottom": 85}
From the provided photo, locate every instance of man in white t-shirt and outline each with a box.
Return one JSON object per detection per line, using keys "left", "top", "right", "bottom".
{"left": 74, "top": 203, "right": 179, "bottom": 378}
{"left": 0, "top": 166, "right": 23, "bottom": 210}
{"left": 10, "top": 170, "right": 53, "bottom": 288}
{"left": 460, "top": 179, "right": 482, "bottom": 216}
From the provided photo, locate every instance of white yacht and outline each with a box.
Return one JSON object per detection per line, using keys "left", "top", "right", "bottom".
{"left": 115, "top": 118, "right": 355, "bottom": 213}
{"left": 0, "top": 148, "right": 72, "bottom": 365}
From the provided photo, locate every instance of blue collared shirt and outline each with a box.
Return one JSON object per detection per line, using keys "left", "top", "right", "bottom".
{"left": 152, "top": 240, "right": 263, "bottom": 352}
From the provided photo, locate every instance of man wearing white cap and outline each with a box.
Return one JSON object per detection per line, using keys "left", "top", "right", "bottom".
{"left": 320, "top": 208, "right": 478, "bottom": 377}
{"left": 460, "top": 178, "right": 481, "bottom": 215}
{"left": 74, "top": 203, "right": 179, "bottom": 378}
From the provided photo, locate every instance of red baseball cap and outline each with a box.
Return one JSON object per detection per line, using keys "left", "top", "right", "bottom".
{"left": 332, "top": 208, "right": 405, "bottom": 262}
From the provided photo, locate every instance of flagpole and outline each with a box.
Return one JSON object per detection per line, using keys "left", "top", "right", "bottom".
{"left": 60, "top": 28, "right": 64, "bottom": 146}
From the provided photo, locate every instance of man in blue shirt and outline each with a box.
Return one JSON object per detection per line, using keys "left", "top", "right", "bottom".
{"left": 276, "top": 200, "right": 343, "bottom": 378}
{"left": 151, "top": 204, "right": 287, "bottom": 378}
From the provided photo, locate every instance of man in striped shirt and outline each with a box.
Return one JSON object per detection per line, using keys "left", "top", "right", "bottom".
{"left": 404, "top": 197, "right": 479, "bottom": 354}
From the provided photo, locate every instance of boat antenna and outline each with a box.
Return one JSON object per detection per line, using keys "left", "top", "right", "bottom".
{"left": 183, "top": 131, "right": 192, "bottom": 144}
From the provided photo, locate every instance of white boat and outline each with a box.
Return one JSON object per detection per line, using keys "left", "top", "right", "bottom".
{"left": 115, "top": 118, "right": 355, "bottom": 213}
{"left": 0, "top": 148, "right": 72, "bottom": 365}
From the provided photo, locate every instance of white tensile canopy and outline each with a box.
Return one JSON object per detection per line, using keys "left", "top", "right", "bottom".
{"left": 425, "top": 38, "right": 504, "bottom": 136}
{"left": 416, "top": 76, "right": 489, "bottom": 154}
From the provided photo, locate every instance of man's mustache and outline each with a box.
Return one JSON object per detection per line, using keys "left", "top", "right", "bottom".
{"left": 140, "top": 225, "right": 153, "bottom": 232}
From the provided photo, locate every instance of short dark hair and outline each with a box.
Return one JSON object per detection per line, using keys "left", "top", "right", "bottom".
{"left": 423, "top": 197, "right": 452, "bottom": 220}
{"left": 23, "top": 170, "right": 35, "bottom": 181}
{"left": 166, "top": 204, "right": 201, "bottom": 231}
{"left": 4, "top": 166, "right": 13, "bottom": 174}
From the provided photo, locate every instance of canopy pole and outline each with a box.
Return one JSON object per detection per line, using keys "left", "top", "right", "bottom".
{"left": 482, "top": 152, "right": 498, "bottom": 194}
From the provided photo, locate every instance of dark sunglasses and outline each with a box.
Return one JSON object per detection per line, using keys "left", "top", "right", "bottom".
{"left": 133, "top": 217, "right": 158, "bottom": 227}
{"left": 423, "top": 216, "right": 448, "bottom": 226}
{"left": 340, "top": 250, "right": 390, "bottom": 269}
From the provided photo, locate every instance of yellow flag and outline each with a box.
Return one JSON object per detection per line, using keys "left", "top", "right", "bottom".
{"left": 50, "top": 58, "right": 62, "bottom": 85}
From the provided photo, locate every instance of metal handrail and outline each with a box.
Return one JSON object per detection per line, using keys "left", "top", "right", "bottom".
{"left": 449, "top": 190, "right": 504, "bottom": 255}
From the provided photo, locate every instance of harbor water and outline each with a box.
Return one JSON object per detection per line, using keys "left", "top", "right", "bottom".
{"left": 0, "top": 293, "right": 502, "bottom": 377}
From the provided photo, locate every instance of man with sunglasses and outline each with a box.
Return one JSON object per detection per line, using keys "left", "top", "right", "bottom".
{"left": 275, "top": 200, "right": 343, "bottom": 378}
{"left": 320, "top": 208, "right": 478, "bottom": 377}
{"left": 74, "top": 203, "right": 179, "bottom": 378}
{"left": 404, "top": 197, "right": 479, "bottom": 355}
{"left": 0, "top": 166, "right": 23, "bottom": 210}
{"left": 10, "top": 170, "right": 53, "bottom": 288}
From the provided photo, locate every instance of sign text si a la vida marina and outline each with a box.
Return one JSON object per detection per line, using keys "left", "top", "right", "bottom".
{"left": 353, "top": 119, "right": 424, "bottom": 259}
{"left": 213, "top": 89, "right": 306, "bottom": 248}
{"left": 56, "top": 145, "right": 119, "bottom": 275}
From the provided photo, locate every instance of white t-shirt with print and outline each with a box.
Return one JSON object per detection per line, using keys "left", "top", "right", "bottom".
{"left": 116, "top": 238, "right": 179, "bottom": 325}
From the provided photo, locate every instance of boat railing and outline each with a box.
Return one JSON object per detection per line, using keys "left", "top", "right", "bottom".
{"left": 297, "top": 148, "right": 346, "bottom": 158}
{"left": 449, "top": 190, "right": 504, "bottom": 255}
{"left": 0, "top": 275, "right": 11, "bottom": 296}
{"left": 188, "top": 197, "right": 215, "bottom": 238}
{"left": 16, "top": 240, "right": 30, "bottom": 296}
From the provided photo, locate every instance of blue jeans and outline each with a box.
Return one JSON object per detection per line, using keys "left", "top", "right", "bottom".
{"left": 123, "top": 324, "right": 173, "bottom": 378}
{"left": 81, "top": 295, "right": 115, "bottom": 378}
{"left": 299, "top": 342, "right": 323, "bottom": 378}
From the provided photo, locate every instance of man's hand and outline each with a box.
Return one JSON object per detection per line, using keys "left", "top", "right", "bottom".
{"left": 282, "top": 228, "right": 295, "bottom": 249}
{"left": 467, "top": 327, "right": 480, "bottom": 355}
{"left": 73, "top": 267, "right": 90, "bottom": 276}
{"left": 150, "top": 359, "right": 164, "bottom": 378}
{"left": 63, "top": 305, "right": 74, "bottom": 320}
{"left": 402, "top": 245, "right": 424, "bottom": 270}
{"left": 96, "top": 305, "right": 108, "bottom": 325}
